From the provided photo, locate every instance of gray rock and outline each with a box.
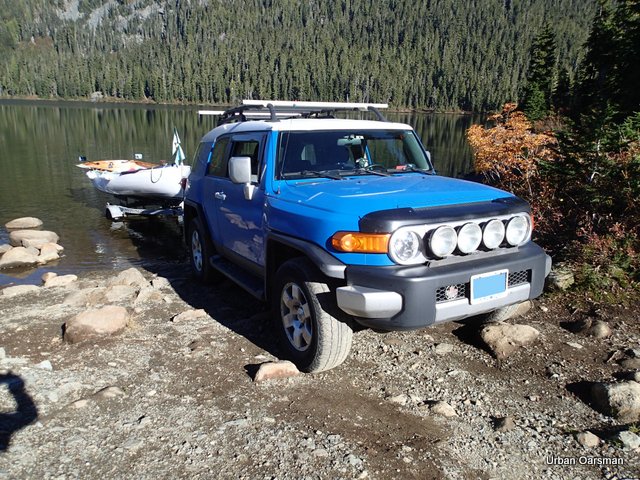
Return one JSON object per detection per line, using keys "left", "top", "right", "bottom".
{"left": 2, "top": 284, "right": 40, "bottom": 297}
{"left": 34, "top": 360, "right": 53, "bottom": 371}
{"left": 171, "top": 309, "right": 209, "bottom": 323}
{"left": 430, "top": 401, "right": 457, "bottom": 417}
{"left": 591, "top": 381, "right": 640, "bottom": 422}
{"left": 41, "top": 272, "right": 57, "bottom": 283}
{"left": 0, "top": 244, "right": 11, "bottom": 254}
{"left": 92, "top": 386, "right": 126, "bottom": 399}
{"left": 387, "top": 393, "right": 409, "bottom": 405}
{"left": 494, "top": 416, "right": 516, "bottom": 431}
{"left": 5, "top": 217, "right": 43, "bottom": 230}
{"left": 151, "top": 276, "right": 171, "bottom": 290}
{"left": 63, "top": 287, "right": 107, "bottom": 307}
{"left": 434, "top": 343, "right": 454, "bottom": 355}
{"left": 253, "top": 361, "right": 300, "bottom": 382}
{"left": 9, "top": 230, "right": 59, "bottom": 248}
{"left": 620, "top": 358, "right": 640, "bottom": 370}
{"left": 37, "top": 243, "right": 61, "bottom": 264}
{"left": 575, "top": 431, "right": 600, "bottom": 448}
{"left": 480, "top": 322, "right": 540, "bottom": 359}
{"left": 108, "top": 267, "right": 149, "bottom": 289}
{"left": 0, "top": 246, "right": 39, "bottom": 269}
{"left": 547, "top": 265, "right": 575, "bottom": 290}
{"left": 104, "top": 284, "right": 138, "bottom": 303}
{"left": 615, "top": 431, "right": 640, "bottom": 450}
{"left": 135, "top": 287, "right": 164, "bottom": 305}
{"left": 586, "top": 320, "right": 612, "bottom": 339}
{"left": 64, "top": 305, "right": 129, "bottom": 343}
{"left": 44, "top": 274, "right": 77, "bottom": 288}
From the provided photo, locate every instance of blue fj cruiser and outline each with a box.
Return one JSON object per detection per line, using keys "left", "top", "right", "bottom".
{"left": 184, "top": 100, "right": 551, "bottom": 372}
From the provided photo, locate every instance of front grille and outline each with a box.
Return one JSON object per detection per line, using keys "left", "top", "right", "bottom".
{"left": 508, "top": 270, "right": 529, "bottom": 287}
{"left": 436, "top": 270, "right": 530, "bottom": 305}
{"left": 436, "top": 283, "right": 466, "bottom": 303}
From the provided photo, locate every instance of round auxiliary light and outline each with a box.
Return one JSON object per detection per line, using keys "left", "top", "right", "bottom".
{"left": 457, "top": 222, "right": 482, "bottom": 254}
{"left": 429, "top": 226, "right": 457, "bottom": 258}
{"left": 483, "top": 219, "right": 505, "bottom": 249}
{"left": 389, "top": 229, "right": 423, "bottom": 264}
{"left": 506, "top": 215, "right": 531, "bottom": 246}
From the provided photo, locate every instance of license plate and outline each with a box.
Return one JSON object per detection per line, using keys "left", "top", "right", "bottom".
{"left": 470, "top": 269, "right": 508, "bottom": 304}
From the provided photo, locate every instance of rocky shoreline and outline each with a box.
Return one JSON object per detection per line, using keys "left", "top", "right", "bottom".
{"left": 1, "top": 218, "right": 639, "bottom": 479}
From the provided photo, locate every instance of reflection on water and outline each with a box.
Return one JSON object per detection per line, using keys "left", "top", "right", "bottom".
{"left": 0, "top": 100, "right": 480, "bottom": 286}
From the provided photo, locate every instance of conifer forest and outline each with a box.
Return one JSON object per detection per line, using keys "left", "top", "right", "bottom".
{"left": 0, "top": 0, "right": 598, "bottom": 111}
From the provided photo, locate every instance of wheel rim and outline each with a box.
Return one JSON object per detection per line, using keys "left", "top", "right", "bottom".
{"left": 280, "top": 282, "right": 313, "bottom": 352}
{"left": 191, "top": 230, "right": 203, "bottom": 272}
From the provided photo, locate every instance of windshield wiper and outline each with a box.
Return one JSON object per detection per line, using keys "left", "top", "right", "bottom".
{"left": 286, "top": 170, "right": 342, "bottom": 180}
{"left": 348, "top": 167, "right": 390, "bottom": 177}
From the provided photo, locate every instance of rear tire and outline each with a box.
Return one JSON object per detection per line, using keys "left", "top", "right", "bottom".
{"left": 273, "top": 258, "right": 353, "bottom": 373}
{"left": 187, "top": 218, "right": 219, "bottom": 283}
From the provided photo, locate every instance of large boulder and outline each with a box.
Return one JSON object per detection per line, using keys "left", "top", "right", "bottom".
{"left": 9, "top": 230, "right": 59, "bottom": 249}
{"left": 0, "top": 246, "right": 40, "bottom": 269}
{"left": 591, "top": 381, "right": 640, "bottom": 422}
{"left": 64, "top": 305, "right": 129, "bottom": 343}
{"left": 480, "top": 322, "right": 540, "bottom": 359}
{"left": 5, "top": 217, "right": 43, "bottom": 230}
{"left": 0, "top": 244, "right": 11, "bottom": 255}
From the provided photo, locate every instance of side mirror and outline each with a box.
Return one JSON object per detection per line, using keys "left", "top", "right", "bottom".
{"left": 228, "top": 156, "right": 252, "bottom": 184}
{"left": 228, "top": 156, "right": 256, "bottom": 200}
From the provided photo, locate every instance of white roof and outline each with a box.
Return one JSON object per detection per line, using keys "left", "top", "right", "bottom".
{"left": 201, "top": 118, "right": 413, "bottom": 142}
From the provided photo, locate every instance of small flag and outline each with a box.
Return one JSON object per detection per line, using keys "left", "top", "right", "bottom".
{"left": 172, "top": 127, "right": 186, "bottom": 166}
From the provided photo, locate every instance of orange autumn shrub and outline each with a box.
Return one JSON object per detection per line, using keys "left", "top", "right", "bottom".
{"left": 467, "top": 103, "right": 561, "bottom": 236}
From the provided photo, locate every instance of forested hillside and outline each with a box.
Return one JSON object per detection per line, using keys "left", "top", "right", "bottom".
{"left": 0, "top": 0, "right": 597, "bottom": 111}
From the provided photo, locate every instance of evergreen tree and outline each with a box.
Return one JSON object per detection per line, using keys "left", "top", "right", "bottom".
{"left": 521, "top": 25, "right": 557, "bottom": 120}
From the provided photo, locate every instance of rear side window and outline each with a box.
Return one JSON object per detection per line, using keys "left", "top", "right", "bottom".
{"left": 207, "top": 137, "right": 230, "bottom": 177}
{"left": 230, "top": 140, "right": 260, "bottom": 177}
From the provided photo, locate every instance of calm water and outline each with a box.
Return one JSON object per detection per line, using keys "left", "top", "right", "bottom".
{"left": 0, "top": 100, "right": 481, "bottom": 286}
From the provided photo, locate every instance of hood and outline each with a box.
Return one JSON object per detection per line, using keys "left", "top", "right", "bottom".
{"left": 278, "top": 174, "right": 512, "bottom": 217}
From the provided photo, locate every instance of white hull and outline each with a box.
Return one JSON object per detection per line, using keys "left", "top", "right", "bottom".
{"left": 86, "top": 164, "right": 191, "bottom": 203}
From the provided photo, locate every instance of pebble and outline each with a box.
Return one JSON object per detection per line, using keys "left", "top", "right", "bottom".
{"left": 615, "top": 431, "right": 640, "bottom": 450}
{"left": 253, "top": 361, "right": 300, "bottom": 382}
{"left": 430, "top": 400, "right": 458, "bottom": 417}
{"left": 434, "top": 343, "right": 454, "bottom": 355}
{"left": 566, "top": 342, "right": 583, "bottom": 349}
{"left": 575, "top": 431, "right": 600, "bottom": 448}
{"left": 34, "top": 360, "right": 53, "bottom": 371}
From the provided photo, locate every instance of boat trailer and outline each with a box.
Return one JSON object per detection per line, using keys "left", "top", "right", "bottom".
{"left": 105, "top": 203, "right": 184, "bottom": 222}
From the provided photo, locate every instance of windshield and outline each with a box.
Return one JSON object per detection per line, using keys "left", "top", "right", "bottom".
{"left": 277, "top": 130, "right": 433, "bottom": 179}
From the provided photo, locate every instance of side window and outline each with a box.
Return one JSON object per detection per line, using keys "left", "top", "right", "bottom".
{"left": 207, "top": 137, "right": 230, "bottom": 177}
{"left": 230, "top": 140, "right": 260, "bottom": 177}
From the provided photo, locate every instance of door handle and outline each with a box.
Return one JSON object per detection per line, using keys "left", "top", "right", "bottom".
{"left": 214, "top": 192, "right": 226, "bottom": 200}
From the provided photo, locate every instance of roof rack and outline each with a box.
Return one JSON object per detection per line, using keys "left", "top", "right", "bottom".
{"left": 198, "top": 100, "right": 389, "bottom": 125}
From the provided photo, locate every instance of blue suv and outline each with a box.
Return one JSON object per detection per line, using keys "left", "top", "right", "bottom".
{"left": 184, "top": 100, "right": 551, "bottom": 372}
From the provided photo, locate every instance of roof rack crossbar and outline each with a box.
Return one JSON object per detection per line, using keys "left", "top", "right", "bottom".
{"left": 199, "top": 100, "right": 390, "bottom": 124}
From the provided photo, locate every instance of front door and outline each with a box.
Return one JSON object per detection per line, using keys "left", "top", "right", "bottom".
{"left": 213, "top": 132, "right": 267, "bottom": 269}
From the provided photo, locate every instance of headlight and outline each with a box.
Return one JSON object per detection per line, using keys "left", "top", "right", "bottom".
{"left": 457, "top": 222, "right": 482, "bottom": 254}
{"left": 429, "top": 226, "right": 457, "bottom": 258}
{"left": 506, "top": 215, "right": 531, "bottom": 246}
{"left": 389, "top": 229, "right": 423, "bottom": 264}
{"left": 483, "top": 219, "right": 505, "bottom": 249}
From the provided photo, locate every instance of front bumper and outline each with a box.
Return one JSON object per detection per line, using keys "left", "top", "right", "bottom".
{"left": 336, "top": 242, "right": 551, "bottom": 331}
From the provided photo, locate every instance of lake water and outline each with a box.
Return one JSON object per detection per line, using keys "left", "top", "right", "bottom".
{"left": 0, "top": 100, "right": 482, "bottom": 286}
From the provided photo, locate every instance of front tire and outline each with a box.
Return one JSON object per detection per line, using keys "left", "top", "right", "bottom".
{"left": 273, "top": 258, "right": 353, "bottom": 373}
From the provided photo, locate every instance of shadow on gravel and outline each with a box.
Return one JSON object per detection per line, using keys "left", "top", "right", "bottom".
{"left": 0, "top": 372, "right": 38, "bottom": 452}
{"left": 144, "top": 261, "right": 282, "bottom": 362}
{"left": 566, "top": 381, "right": 598, "bottom": 412}
{"left": 450, "top": 317, "right": 493, "bottom": 356}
